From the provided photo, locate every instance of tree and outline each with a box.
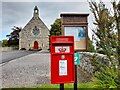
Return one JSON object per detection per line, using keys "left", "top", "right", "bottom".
{"left": 89, "top": 0, "right": 120, "bottom": 88}
{"left": 112, "top": 0, "right": 120, "bottom": 85}
{"left": 6, "top": 26, "right": 21, "bottom": 46}
{"left": 89, "top": 1, "right": 117, "bottom": 56}
{"left": 2, "top": 39, "right": 8, "bottom": 47}
{"left": 50, "top": 18, "right": 62, "bottom": 36}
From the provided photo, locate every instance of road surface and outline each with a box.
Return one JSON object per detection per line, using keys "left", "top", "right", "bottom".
{"left": 1, "top": 50, "right": 37, "bottom": 64}
{"left": 2, "top": 50, "right": 50, "bottom": 88}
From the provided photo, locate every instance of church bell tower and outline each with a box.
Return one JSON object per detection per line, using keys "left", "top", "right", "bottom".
{"left": 33, "top": 6, "right": 39, "bottom": 17}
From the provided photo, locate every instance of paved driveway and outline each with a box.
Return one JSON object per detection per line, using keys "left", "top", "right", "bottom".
{"left": 2, "top": 50, "right": 37, "bottom": 64}
{"left": 2, "top": 50, "right": 50, "bottom": 88}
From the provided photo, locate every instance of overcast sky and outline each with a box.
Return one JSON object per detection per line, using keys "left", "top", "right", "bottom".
{"left": 0, "top": 0, "right": 114, "bottom": 40}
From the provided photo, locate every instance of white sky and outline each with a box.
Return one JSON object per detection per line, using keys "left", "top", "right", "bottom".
{"left": 0, "top": 0, "right": 118, "bottom": 40}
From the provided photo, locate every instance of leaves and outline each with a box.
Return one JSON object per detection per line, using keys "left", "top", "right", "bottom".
{"left": 89, "top": 0, "right": 120, "bottom": 88}
{"left": 6, "top": 26, "right": 21, "bottom": 46}
{"left": 93, "top": 66, "right": 118, "bottom": 88}
{"left": 88, "top": 38, "right": 95, "bottom": 52}
{"left": 50, "top": 18, "right": 62, "bottom": 36}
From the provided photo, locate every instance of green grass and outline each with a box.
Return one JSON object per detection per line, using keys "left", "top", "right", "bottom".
{"left": 2, "top": 83, "right": 115, "bottom": 90}
{"left": 1, "top": 82, "right": 102, "bottom": 90}
{"left": 36, "top": 82, "right": 96, "bottom": 88}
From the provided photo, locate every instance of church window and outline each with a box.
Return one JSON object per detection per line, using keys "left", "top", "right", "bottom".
{"left": 32, "top": 26, "right": 40, "bottom": 36}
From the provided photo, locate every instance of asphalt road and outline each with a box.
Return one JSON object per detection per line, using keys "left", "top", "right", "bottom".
{"left": 2, "top": 50, "right": 50, "bottom": 88}
{"left": 1, "top": 50, "right": 37, "bottom": 64}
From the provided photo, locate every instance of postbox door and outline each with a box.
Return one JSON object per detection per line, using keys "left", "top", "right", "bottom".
{"left": 51, "top": 54, "right": 75, "bottom": 84}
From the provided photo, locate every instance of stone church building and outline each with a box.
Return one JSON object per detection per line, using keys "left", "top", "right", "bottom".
{"left": 19, "top": 6, "right": 49, "bottom": 50}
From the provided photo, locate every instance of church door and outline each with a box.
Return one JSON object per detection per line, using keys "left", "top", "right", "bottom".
{"left": 34, "top": 41, "right": 38, "bottom": 49}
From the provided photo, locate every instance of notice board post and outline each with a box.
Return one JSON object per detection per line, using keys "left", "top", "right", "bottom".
{"left": 50, "top": 36, "right": 75, "bottom": 89}
{"left": 60, "top": 13, "right": 89, "bottom": 90}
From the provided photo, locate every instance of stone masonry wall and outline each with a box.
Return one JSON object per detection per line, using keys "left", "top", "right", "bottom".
{"left": 77, "top": 52, "right": 110, "bottom": 82}
{"left": 78, "top": 52, "right": 108, "bottom": 74}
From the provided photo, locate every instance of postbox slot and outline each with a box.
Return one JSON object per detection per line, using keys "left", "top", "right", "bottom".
{"left": 51, "top": 42, "right": 73, "bottom": 44}
{"left": 51, "top": 52, "right": 74, "bottom": 55}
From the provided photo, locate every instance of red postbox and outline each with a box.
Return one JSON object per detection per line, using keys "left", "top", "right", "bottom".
{"left": 50, "top": 36, "right": 75, "bottom": 84}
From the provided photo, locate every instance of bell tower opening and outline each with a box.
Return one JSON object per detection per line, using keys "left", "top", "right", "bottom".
{"left": 33, "top": 6, "right": 39, "bottom": 17}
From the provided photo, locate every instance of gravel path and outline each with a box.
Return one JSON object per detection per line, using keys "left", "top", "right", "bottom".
{"left": 1, "top": 50, "right": 50, "bottom": 88}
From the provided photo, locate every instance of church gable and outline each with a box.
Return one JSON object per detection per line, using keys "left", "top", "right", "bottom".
{"left": 21, "top": 7, "right": 49, "bottom": 37}
{"left": 21, "top": 16, "right": 49, "bottom": 37}
{"left": 19, "top": 6, "right": 49, "bottom": 50}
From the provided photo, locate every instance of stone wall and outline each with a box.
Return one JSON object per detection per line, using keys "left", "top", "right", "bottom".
{"left": 1, "top": 47, "right": 15, "bottom": 51}
{"left": 77, "top": 52, "right": 109, "bottom": 82}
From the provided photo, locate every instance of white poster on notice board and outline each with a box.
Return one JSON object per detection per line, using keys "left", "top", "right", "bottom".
{"left": 64, "top": 26, "right": 86, "bottom": 41}
{"left": 59, "top": 60, "right": 67, "bottom": 76}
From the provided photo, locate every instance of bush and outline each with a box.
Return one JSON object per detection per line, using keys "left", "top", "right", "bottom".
{"left": 90, "top": 54, "right": 120, "bottom": 88}
{"left": 92, "top": 66, "right": 119, "bottom": 88}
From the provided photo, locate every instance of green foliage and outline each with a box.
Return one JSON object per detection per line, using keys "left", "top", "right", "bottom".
{"left": 91, "top": 54, "right": 120, "bottom": 88}
{"left": 50, "top": 18, "right": 62, "bottom": 36}
{"left": 49, "top": 18, "right": 62, "bottom": 49}
{"left": 92, "top": 66, "right": 119, "bottom": 88}
{"left": 90, "top": 53, "right": 120, "bottom": 88}
{"left": 2, "top": 39, "right": 8, "bottom": 47}
{"left": 113, "top": 1, "right": 120, "bottom": 85}
{"left": 6, "top": 26, "right": 21, "bottom": 46}
{"left": 89, "top": 0, "right": 120, "bottom": 88}
{"left": 89, "top": 1, "right": 117, "bottom": 56}
{"left": 88, "top": 38, "right": 95, "bottom": 52}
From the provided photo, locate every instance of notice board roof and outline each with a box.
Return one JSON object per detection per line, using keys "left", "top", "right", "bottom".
{"left": 60, "top": 13, "right": 89, "bottom": 17}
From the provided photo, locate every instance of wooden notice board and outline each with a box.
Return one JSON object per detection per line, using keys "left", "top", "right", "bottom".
{"left": 60, "top": 13, "right": 89, "bottom": 51}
